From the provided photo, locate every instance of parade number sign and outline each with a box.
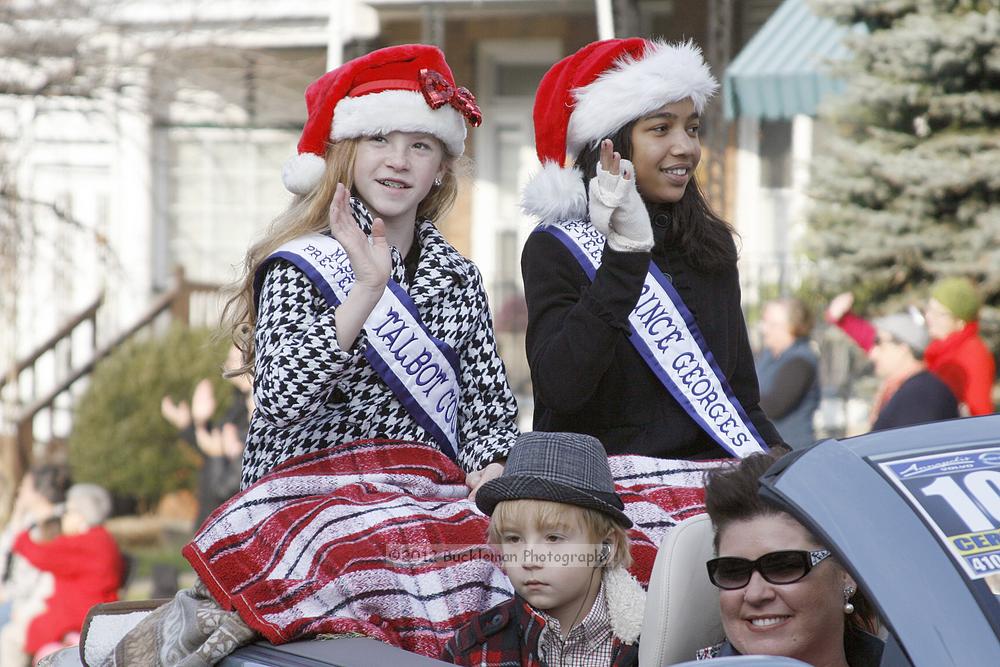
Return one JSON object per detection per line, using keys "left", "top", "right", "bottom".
{"left": 880, "top": 446, "right": 1000, "bottom": 580}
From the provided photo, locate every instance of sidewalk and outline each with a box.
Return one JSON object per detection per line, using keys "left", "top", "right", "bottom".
{"left": 105, "top": 514, "right": 196, "bottom": 600}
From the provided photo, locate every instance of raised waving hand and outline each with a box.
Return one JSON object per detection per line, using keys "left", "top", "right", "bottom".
{"left": 329, "top": 182, "right": 391, "bottom": 293}
{"left": 329, "top": 183, "right": 391, "bottom": 350}
{"left": 588, "top": 138, "right": 653, "bottom": 252}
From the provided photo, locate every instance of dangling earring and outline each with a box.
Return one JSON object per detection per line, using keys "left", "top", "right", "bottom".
{"left": 843, "top": 587, "right": 856, "bottom": 615}
{"left": 433, "top": 176, "right": 443, "bottom": 187}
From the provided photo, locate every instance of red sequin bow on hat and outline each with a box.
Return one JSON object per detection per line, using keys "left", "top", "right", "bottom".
{"left": 419, "top": 69, "right": 483, "bottom": 127}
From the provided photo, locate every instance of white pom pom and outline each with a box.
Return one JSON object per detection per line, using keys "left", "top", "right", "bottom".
{"left": 520, "top": 161, "right": 587, "bottom": 222}
{"left": 281, "top": 152, "right": 327, "bottom": 195}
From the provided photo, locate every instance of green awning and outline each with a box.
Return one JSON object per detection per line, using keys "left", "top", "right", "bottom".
{"left": 724, "top": 0, "right": 862, "bottom": 120}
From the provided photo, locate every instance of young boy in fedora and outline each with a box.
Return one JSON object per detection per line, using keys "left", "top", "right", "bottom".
{"left": 442, "top": 431, "right": 645, "bottom": 666}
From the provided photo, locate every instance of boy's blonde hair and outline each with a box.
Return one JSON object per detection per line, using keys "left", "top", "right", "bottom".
{"left": 488, "top": 499, "right": 632, "bottom": 570}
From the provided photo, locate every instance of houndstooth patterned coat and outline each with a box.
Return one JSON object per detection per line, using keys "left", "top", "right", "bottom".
{"left": 242, "top": 199, "right": 519, "bottom": 486}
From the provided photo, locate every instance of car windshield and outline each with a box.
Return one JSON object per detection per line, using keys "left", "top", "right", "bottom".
{"left": 873, "top": 444, "right": 1000, "bottom": 629}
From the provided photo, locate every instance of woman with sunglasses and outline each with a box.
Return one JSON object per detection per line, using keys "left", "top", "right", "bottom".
{"left": 698, "top": 454, "right": 883, "bottom": 666}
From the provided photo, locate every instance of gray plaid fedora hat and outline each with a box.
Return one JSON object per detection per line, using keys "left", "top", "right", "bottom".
{"left": 475, "top": 431, "right": 632, "bottom": 528}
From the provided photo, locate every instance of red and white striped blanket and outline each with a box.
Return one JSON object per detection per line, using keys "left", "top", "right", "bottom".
{"left": 183, "top": 439, "right": 719, "bottom": 658}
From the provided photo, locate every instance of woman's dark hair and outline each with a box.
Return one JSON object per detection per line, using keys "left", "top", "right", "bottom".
{"left": 574, "top": 120, "right": 738, "bottom": 273}
{"left": 704, "top": 453, "right": 784, "bottom": 551}
{"left": 704, "top": 453, "right": 880, "bottom": 635}
{"left": 29, "top": 463, "right": 71, "bottom": 504}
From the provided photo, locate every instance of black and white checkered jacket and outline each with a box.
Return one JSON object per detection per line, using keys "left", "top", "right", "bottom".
{"left": 242, "top": 199, "right": 519, "bottom": 486}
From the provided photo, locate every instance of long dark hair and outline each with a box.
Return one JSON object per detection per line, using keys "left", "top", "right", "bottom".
{"left": 574, "top": 120, "right": 738, "bottom": 273}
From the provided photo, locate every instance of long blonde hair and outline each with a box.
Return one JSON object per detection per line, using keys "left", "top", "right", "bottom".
{"left": 222, "top": 137, "right": 459, "bottom": 377}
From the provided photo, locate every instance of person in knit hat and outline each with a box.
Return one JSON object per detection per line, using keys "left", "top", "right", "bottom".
{"left": 442, "top": 431, "right": 644, "bottom": 667}
{"left": 519, "top": 38, "right": 783, "bottom": 461}
{"left": 223, "top": 44, "right": 518, "bottom": 493}
{"left": 923, "top": 278, "right": 995, "bottom": 415}
{"left": 867, "top": 312, "right": 958, "bottom": 431}
{"left": 826, "top": 277, "right": 994, "bottom": 416}
{"left": 929, "top": 277, "right": 981, "bottom": 325}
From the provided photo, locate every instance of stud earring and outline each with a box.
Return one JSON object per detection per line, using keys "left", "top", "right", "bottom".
{"left": 843, "top": 587, "right": 856, "bottom": 615}
{"left": 433, "top": 177, "right": 443, "bottom": 187}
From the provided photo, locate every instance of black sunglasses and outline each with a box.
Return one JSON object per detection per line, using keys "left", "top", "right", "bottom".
{"left": 706, "top": 549, "right": 832, "bottom": 590}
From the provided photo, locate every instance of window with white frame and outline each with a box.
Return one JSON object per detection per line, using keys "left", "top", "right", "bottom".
{"left": 155, "top": 46, "right": 324, "bottom": 288}
{"left": 473, "top": 40, "right": 560, "bottom": 302}
{"left": 759, "top": 119, "right": 793, "bottom": 189}
{"left": 473, "top": 40, "right": 561, "bottom": 416}
{"left": 165, "top": 127, "right": 295, "bottom": 286}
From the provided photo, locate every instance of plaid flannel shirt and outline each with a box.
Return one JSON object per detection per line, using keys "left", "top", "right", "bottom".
{"left": 441, "top": 594, "right": 638, "bottom": 667}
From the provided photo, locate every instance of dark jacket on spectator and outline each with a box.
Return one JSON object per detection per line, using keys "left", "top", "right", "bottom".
{"left": 756, "top": 338, "right": 820, "bottom": 448}
{"left": 872, "top": 370, "right": 958, "bottom": 431}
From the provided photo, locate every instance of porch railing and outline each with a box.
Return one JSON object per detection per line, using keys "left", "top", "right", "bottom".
{"left": 0, "top": 268, "right": 222, "bottom": 483}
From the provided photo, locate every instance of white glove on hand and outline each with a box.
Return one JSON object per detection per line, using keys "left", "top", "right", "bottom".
{"left": 588, "top": 159, "right": 653, "bottom": 253}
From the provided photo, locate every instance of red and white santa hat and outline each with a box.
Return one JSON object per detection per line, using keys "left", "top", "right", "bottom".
{"left": 521, "top": 38, "right": 718, "bottom": 221}
{"left": 282, "top": 43, "right": 482, "bottom": 195}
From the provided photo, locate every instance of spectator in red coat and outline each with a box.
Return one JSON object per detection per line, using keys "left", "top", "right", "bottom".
{"left": 13, "top": 483, "right": 123, "bottom": 662}
{"left": 923, "top": 278, "right": 995, "bottom": 416}
{"left": 0, "top": 465, "right": 70, "bottom": 667}
{"left": 826, "top": 277, "right": 995, "bottom": 416}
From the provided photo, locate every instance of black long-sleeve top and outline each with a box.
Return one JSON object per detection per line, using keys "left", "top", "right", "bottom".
{"left": 871, "top": 371, "right": 958, "bottom": 432}
{"left": 521, "top": 217, "right": 782, "bottom": 459}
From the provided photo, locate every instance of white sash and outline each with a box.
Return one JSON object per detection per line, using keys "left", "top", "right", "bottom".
{"left": 539, "top": 220, "right": 769, "bottom": 458}
{"left": 261, "top": 233, "right": 461, "bottom": 461}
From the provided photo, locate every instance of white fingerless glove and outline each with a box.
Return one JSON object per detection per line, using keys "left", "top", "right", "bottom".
{"left": 588, "top": 159, "right": 654, "bottom": 253}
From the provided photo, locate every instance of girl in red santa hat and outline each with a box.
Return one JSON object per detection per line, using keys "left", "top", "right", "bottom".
{"left": 225, "top": 44, "right": 517, "bottom": 497}
{"left": 520, "top": 38, "right": 784, "bottom": 461}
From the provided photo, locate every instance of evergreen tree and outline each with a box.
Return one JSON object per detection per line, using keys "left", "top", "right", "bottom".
{"left": 69, "top": 326, "right": 231, "bottom": 510}
{"left": 807, "top": 0, "right": 1000, "bottom": 342}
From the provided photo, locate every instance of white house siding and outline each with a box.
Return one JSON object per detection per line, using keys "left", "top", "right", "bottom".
{"left": 734, "top": 113, "right": 815, "bottom": 305}
{"left": 1, "top": 95, "right": 115, "bottom": 366}
{"left": 0, "top": 1, "right": 336, "bottom": 443}
{"left": 1, "top": 9, "right": 333, "bottom": 343}
{"left": 152, "top": 44, "right": 326, "bottom": 289}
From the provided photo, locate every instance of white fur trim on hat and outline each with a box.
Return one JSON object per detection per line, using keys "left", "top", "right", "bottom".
{"left": 520, "top": 161, "right": 588, "bottom": 222}
{"left": 281, "top": 152, "right": 328, "bottom": 195}
{"left": 332, "top": 89, "right": 467, "bottom": 157}
{"left": 567, "top": 40, "right": 719, "bottom": 156}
